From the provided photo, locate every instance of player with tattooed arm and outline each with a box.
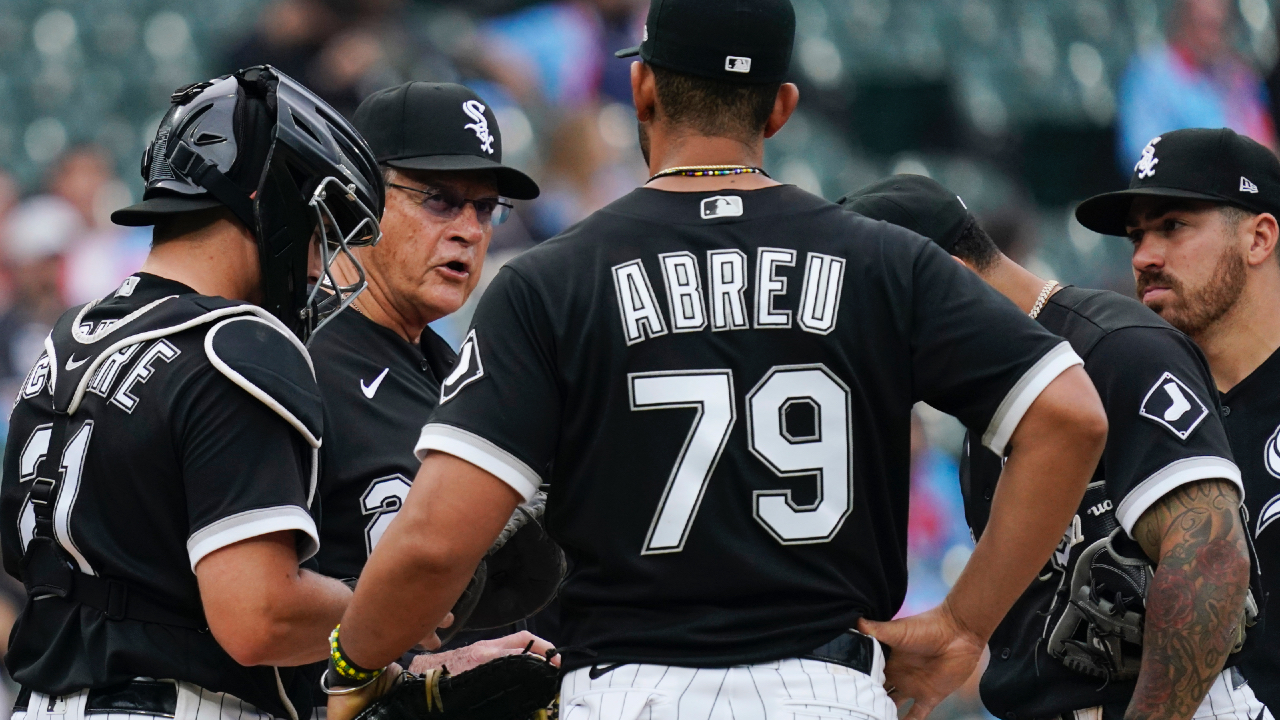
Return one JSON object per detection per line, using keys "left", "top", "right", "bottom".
{"left": 843, "top": 174, "right": 1259, "bottom": 720}
{"left": 1079, "top": 127, "right": 1280, "bottom": 716}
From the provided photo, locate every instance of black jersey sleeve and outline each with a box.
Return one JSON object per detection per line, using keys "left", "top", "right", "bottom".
{"left": 177, "top": 365, "right": 320, "bottom": 572}
{"left": 908, "top": 242, "right": 1083, "bottom": 455}
{"left": 1084, "top": 327, "right": 1240, "bottom": 535}
{"left": 415, "top": 268, "right": 557, "bottom": 502}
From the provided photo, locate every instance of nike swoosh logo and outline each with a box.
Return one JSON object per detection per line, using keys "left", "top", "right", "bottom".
{"left": 361, "top": 368, "right": 390, "bottom": 399}
{"left": 65, "top": 355, "right": 89, "bottom": 371}
{"left": 588, "top": 663, "right": 623, "bottom": 680}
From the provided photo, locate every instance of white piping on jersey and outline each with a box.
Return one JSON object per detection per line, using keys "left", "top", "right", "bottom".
{"left": 308, "top": 447, "right": 319, "bottom": 508}
{"left": 1115, "top": 456, "right": 1242, "bottom": 536}
{"left": 982, "top": 341, "right": 1083, "bottom": 456}
{"left": 69, "top": 295, "right": 176, "bottom": 344}
{"left": 203, "top": 316, "right": 322, "bottom": 449}
{"left": 416, "top": 423, "right": 540, "bottom": 502}
{"left": 58, "top": 303, "right": 307, "bottom": 415}
{"left": 274, "top": 668, "right": 300, "bottom": 720}
{"left": 187, "top": 504, "right": 319, "bottom": 572}
{"left": 42, "top": 332, "right": 57, "bottom": 399}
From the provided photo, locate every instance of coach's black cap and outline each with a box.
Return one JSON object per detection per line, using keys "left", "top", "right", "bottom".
{"left": 1076, "top": 128, "right": 1280, "bottom": 237}
{"left": 837, "top": 174, "right": 975, "bottom": 254}
{"left": 615, "top": 0, "right": 795, "bottom": 85}
{"left": 354, "top": 82, "right": 539, "bottom": 200}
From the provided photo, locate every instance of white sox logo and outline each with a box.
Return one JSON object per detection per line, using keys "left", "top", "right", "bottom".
{"left": 1135, "top": 136, "right": 1161, "bottom": 179}
{"left": 1258, "top": 424, "right": 1280, "bottom": 537}
{"left": 440, "top": 329, "right": 485, "bottom": 403}
{"left": 462, "top": 100, "right": 495, "bottom": 155}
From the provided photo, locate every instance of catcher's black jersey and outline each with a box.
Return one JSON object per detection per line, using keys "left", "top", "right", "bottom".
{"left": 0, "top": 274, "right": 322, "bottom": 719}
{"left": 962, "top": 287, "right": 1241, "bottom": 720}
{"left": 1221, "top": 347, "right": 1280, "bottom": 712}
{"left": 418, "top": 185, "right": 1081, "bottom": 669}
{"left": 311, "top": 308, "right": 457, "bottom": 581}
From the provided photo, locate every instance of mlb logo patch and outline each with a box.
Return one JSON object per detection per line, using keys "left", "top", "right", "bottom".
{"left": 725, "top": 56, "right": 752, "bottom": 73}
{"left": 701, "top": 196, "right": 744, "bottom": 220}
{"left": 1138, "top": 372, "right": 1208, "bottom": 441}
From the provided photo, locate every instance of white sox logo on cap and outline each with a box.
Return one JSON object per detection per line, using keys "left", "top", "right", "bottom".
{"left": 462, "top": 100, "right": 495, "bottom": 155}
{"left": 1135, "top": 137, "right": 1161, "bottom": 179}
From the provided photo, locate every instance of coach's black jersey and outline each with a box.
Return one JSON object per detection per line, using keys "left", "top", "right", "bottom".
{"left": 311, "top": 308, "right": 457, "bottom": 581}
{"left": 961, "top": 287, "right": 1240, "bottom": 720}
{"left": 1221, "top": 347, "right": 1280, "bottom": 711}
{"left": 0, "top": 274, "right": 322, "bottom": 719}
{"left": 417, "top": 185, "right": 1082, "bottom": 669}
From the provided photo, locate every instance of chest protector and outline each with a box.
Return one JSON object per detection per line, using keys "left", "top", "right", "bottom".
{"left": 19, "top": 292, "right": 322, "bottom": 629}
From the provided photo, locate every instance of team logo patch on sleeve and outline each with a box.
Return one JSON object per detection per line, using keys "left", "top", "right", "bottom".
{"left": 439, "top": 329, "right": 485, "bottom": 403}
{"left": 1138, "top": 372, "right": 1209, "bottom": 441}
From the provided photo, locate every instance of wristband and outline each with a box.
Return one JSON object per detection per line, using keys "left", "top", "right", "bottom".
{"left": 328, "top": 624, "right": 385, "bottom": 686}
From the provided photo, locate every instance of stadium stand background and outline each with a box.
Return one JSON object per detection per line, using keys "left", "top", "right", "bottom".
{"left": 0, "top": 1, "right": 1276, "bottom": 718}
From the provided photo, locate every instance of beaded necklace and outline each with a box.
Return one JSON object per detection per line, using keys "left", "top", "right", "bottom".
{"left": 647, "top": 164, "right": 770, "bottom": 183}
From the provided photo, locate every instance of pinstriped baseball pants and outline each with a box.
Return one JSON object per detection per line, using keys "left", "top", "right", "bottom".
{"left": 561, "top": 654, "right": 896, "bottom": 720}
{"left": 11, "top": 682, "right": 282, "bottom": 720}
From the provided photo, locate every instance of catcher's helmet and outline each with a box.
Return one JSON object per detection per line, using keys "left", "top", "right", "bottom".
{"left": 113, "top": 65, "right": 384, "bottom": 343}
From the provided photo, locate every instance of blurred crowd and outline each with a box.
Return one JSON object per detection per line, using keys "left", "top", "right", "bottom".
{"left": 1, "top": 0, "right": 1280, "bottom": 717}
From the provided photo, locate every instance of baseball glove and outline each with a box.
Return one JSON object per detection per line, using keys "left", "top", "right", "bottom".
{"left": 468, "top": 492, "right": 567, "bottom": 631}
{"left": 353, "top": 653, "right": 561, "bottom": 720}
{"left": 1048, "top": 529, "right": 1150, "bottom": 681}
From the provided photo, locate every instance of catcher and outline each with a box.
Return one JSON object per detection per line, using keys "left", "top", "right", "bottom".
{"left": 841, "top": 175, "right": 1261, "bottom": 720}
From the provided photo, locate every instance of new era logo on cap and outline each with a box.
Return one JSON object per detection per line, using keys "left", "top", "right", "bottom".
{"left": 725, "top": 56, "right": 752, "bottom": 73}
{"left": 1242, "top": 176, "right": 1259, "bottom": 193}
{"left": 701, "top": 196, "right": 743, "bottom": 219}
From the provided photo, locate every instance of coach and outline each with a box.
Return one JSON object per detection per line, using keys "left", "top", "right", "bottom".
{"left": 307, "top": 81, "right": 551, "bottom": 699}
{"left": 1077, "top": 127, "right": 1280, "bottom": 715}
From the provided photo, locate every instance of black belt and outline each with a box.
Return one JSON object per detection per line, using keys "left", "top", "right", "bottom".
{"left": 801, "top": 629, "right": 882, "bottom": 676}
{"left": 15, "top": 681, "right": 178, "bottom": 716}
{"left": 22, "top": 537, "right": 207, "bottom": 631}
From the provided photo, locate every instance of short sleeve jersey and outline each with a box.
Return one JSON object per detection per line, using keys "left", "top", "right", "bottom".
{"left": 418, "top": 185, "right": 1081, "bottom": 669}
{"left": 1220, "top": 347, "right": 1280, "bottom": 711}
{"left": 0, "top": 274, "right": 321, "bottom": 718}
{"left": 311, "top": 308, "right": 457, "bottom": 581}
{"left": 962, "top": 286, "right": 1241, "bottom": 719}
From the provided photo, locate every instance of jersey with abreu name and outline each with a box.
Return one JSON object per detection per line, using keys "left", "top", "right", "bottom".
{"left": 418, "top": 185, "right": 1081, "bottom": 669}
{"left": 961, "top": 287, "right": 1242, "bottom": 720}
{"left": 0, "top": 274, "right": 321, "bottom": 719}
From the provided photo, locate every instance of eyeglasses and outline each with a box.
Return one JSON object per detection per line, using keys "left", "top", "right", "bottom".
{"left": 388, "top": 183, "right": 514, "bottom": 226}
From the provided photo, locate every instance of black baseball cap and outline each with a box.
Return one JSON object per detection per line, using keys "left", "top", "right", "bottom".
{"left": 615, "top": 0, "right": 795, "bottom": 85}
{"left": 837, "top": 174, "right": 975, "bottom": 253}
{"left": 1076, "top": 128, "right": 1280, "bottom": 237}
{"left": 353, "top": 82, "right": 539, "bottom": 200}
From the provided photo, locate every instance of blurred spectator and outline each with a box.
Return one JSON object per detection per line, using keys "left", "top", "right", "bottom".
{"left": 0, "top": 196, "right": 79, "bottom": 410}
{"left": 47, "top": 146, "right": 132, "bottom": 230}
{"left": 479, "top": 0, "right": 644, "bottom": 108}
{"left": 1117, "top": 0, "right": 1275, "bottom": 169}
{"left": 900, "top": 411, "right": 971, "bottom": 618}
{"left": 528, "top": 105, "right": 644, "bottom": 239}
{"left": 40, "top": 147, "right": 151, "bottom": 306}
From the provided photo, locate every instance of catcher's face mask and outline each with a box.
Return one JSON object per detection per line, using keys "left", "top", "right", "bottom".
{"left": 125, "top": 65, "right": 385, "bottom": 343}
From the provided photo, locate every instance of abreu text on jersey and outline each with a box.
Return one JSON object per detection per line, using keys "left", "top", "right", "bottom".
{"left": 612, "top": 248, "right": 846, "bottom": 345}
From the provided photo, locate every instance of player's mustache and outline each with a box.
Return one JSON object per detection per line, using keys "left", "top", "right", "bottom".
{"left": 1135, "top": 269, "right": 1183, "bottom": 299}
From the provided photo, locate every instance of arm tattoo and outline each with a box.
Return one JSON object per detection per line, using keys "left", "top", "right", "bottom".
{"left": 1125, "top": 479, "right": 1250, "bottom": 720}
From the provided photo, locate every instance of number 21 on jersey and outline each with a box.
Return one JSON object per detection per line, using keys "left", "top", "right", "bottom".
{"left": 630, "top": 363, "right": 852, "bottom": 555}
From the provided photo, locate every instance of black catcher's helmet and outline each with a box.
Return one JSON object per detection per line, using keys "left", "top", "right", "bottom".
{"left": 113, "top": 66, "right": 384, "bottom": 343}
